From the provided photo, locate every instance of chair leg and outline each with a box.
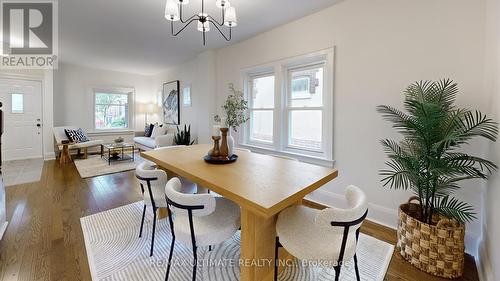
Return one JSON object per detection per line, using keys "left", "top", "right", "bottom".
{"left": 192, "top": 246, "right": 198, "bottom": 281}
{"left": 150, "top": 207, "right": 157, "bottom": 257}
{"left": 333, "top": 265, "right": 342, "bottom": 281}
{"left": 165, "top": 236, "right": 175, "bottom": 281}
{"left": 139, "top": 204, "right": 146, "bottom": 237}
{"left": 274, "top": 237, "right": 279, "bottom": 281}
{"left": 354, "top": 254, "right": 360, "bottom": 281}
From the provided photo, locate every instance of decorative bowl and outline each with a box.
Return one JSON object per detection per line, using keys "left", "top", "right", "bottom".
{"left": 203, "top": 154, "right": 238, "bottom": 164}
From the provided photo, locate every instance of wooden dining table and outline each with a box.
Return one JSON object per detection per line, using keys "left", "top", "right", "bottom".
{"left": 141, "top": 144, "right": 338, "bottom": 281}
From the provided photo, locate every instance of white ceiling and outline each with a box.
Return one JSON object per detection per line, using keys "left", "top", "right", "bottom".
{"left": 59, "top": 0, "right": 342, "bottom": 75}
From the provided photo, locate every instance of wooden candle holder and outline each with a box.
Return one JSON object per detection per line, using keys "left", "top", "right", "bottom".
{"left": 219, "top": 127, "right": 229, "bottom": 160}
{"left": 211, "top": 136, "right": 221, "bottom": 158}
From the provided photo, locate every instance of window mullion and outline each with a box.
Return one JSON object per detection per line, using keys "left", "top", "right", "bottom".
{"left": 274, "top": 63, "right": 284, "bottom": 151}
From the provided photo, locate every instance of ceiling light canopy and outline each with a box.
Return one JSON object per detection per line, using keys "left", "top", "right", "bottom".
{"left": 165, "top": 0, "right": 237, "bottom": 45}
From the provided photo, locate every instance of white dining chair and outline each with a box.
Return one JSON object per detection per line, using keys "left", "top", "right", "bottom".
{"left": 164, "top": 177, "right": 241, "bottom": 281}
{"left": 269, "top": 154, "right": 299, "bottom": 161}
{"left": 135, "top": 161, "right": 196, "bottom": 256}
{"left": 275, "top": 185, "right": 368, "bottom": 281}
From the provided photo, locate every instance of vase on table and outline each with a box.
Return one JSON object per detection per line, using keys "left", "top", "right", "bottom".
{"left": 227, "top": 128, "right": 234, "bottom": 157}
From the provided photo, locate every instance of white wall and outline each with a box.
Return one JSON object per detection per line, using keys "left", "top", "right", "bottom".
{"left": 215, "top": 0, "right": 488, "bottom": 254}
{"left": 152, "top": 50, "right": 217, "bottom": 144}
{"left": 53, "top": 63, "right": 155, "bottom": 131}
{"left": 480, "top": 0, "right": 500, "bottom": 279}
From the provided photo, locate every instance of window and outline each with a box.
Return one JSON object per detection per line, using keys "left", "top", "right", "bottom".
{"left": 291, "top": 77, "right": 311, "bottom": 99}
{"left": 11, "top": 93, "right": 23, "bottom": 113}
{"left": 287, "top": 64, "right": 324, "bottom": 151}
{"left": 242, "top": 49, "right": 333, "bottom": 161}
{"left": 248, "top": 74, "right": 275, "bottom": 143}
{"left": 94, "top": 91, "right": 131, "bottom": 130}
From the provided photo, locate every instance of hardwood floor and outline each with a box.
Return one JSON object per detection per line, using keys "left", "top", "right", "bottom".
{"left": 0, "top": 160, "right": 479, "bottom": 281}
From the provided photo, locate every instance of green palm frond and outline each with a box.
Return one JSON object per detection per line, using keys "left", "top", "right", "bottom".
{"left": 380, "top": 161, "right": 415, "bottom": 190}
{"left": 434, "top": 196, "right": 476, "bottom": 224}
{"left": 457, "top": 110, "right": 498, "bottom": 142}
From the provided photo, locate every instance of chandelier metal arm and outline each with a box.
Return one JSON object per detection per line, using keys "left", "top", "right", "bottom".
{"left": 208, "top": 19, "right": 232, "bottom": 41}
{"left": 178, "top": 4, "right": 199, "bottom": 24}
{"left": 171, "top": 18, "right": 198, "bottom": 37}
{"left": 166, "top": 0, "right": 235, "bottom": 45}
{"left": 207, "top": 8, "right": 225, "bottom": 26}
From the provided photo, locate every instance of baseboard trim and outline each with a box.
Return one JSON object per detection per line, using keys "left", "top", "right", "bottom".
{"left": 0, "top": 221, "right": 8, "bottom": 240}
{"left": 303, "top": 189, "right": 479, "bottom": 256}
{"left": 44, "top": 152, "right": 56, "bottom": 160}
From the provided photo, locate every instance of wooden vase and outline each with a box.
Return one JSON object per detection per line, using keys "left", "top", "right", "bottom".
{"left": 211, "top": 136, "right": 221, "bottom": 157}
{"left": 219, "top": 127, "right": 229, "bottom": 159}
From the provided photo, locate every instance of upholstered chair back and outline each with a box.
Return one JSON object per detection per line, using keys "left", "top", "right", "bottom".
{"left": 165, "top": 177, "right": 216, "bottom": 217}
{"left": 315, "top": 185, "right": 367, "bottom": 234}
{"left": 136, "top": 161, "right": 168, "bottom": 194}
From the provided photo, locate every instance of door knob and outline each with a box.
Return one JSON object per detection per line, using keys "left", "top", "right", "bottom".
{"left": 36, "top": 123, "right": 41, "bottom": 128}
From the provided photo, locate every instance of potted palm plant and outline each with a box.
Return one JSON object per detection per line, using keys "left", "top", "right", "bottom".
{"left": 377, "top": 79, "right": 498, "bottom": 278}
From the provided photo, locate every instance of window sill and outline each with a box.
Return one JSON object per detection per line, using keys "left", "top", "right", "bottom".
{"left": 238, "top": 143, "right": 335, "bottom": 167}
{"left": 88, "top": 130, "right": 135, "bottom": 136}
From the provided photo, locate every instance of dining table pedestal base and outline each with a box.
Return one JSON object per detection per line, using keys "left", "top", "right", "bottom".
{"left": 240, "top": 209, "right": 277, "bottom": 281}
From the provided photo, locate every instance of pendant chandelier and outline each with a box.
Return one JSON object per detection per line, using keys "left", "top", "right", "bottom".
{"left": 164, "top": 0, "right": 237, "bottom": 46}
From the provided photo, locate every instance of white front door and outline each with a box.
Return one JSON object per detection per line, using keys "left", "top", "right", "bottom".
{"left": 0, "top": 79, "right": 43, "bottom": 161}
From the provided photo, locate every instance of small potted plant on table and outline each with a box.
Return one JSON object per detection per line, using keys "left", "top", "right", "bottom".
{"left": 377, "top": 79, "right": 498, "bottom": 278}
{"left": 214, "top": 83, "right": 249, "bottom": 156}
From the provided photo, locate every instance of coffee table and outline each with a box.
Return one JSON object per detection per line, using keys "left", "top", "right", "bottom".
{"left": 101, "top": 143, "right": 135, "bottom": 165}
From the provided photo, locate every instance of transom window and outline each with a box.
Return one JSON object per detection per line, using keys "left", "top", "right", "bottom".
{"left": 94, "top": 90, "right": 132, "bottom": 130}
{"left": 242, "top": 49, "right": 334, "bottom": 161}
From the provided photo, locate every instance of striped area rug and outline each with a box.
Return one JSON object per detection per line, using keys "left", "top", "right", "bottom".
{"left": 81, "top": 202, "right": 394, "bottom": 281}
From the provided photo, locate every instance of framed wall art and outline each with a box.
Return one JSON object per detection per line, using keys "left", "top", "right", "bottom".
{"left": 162, "top": 80, "right": 180, "bottom": 125}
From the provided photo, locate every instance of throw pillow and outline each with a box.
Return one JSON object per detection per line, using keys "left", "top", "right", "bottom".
{"left": 64, "top": 128, "right": 90, "bottom": 143}
{"left": 150, "top": 124, "right": 167, "bottom": 138}
{"left": 144, "top": 123, "right": 154, "bottom": 137}
{"left": 64, "top": 129, "right": 74, "bottom": 142}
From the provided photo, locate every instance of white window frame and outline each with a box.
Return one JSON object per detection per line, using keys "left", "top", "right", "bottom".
{"left": 284, "top": 62, "right": 328, "bottom": 155}
{"left": 246, "top": 71, "right": 276, "bottom": 147}
{"left": 240, "top": 48, "right": 334, "bottom": 166}
{"left": 92, "top": 87, "right": 135, "bottom": 132}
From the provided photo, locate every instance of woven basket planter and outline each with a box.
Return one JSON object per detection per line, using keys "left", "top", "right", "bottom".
{"left": 396, "top": 197, "right": 465, "bottom": 279}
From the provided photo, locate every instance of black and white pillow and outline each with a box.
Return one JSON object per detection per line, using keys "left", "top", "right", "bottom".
{"left": 64, "top": 128, "right": 90, "bottom": 143}
{"left": 144, "top": 123, "right": 154, "bottom": 137}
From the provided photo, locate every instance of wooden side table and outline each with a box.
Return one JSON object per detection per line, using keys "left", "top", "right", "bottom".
{"left": 59, "top": 143, "right": 73, "bottom": 164}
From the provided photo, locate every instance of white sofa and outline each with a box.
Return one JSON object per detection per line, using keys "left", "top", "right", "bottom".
{"left": 133, "top": 132, "right": 176, "bottom": 151}
{"left": 53, "top": 126, "right": 104, "bottom": 158}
